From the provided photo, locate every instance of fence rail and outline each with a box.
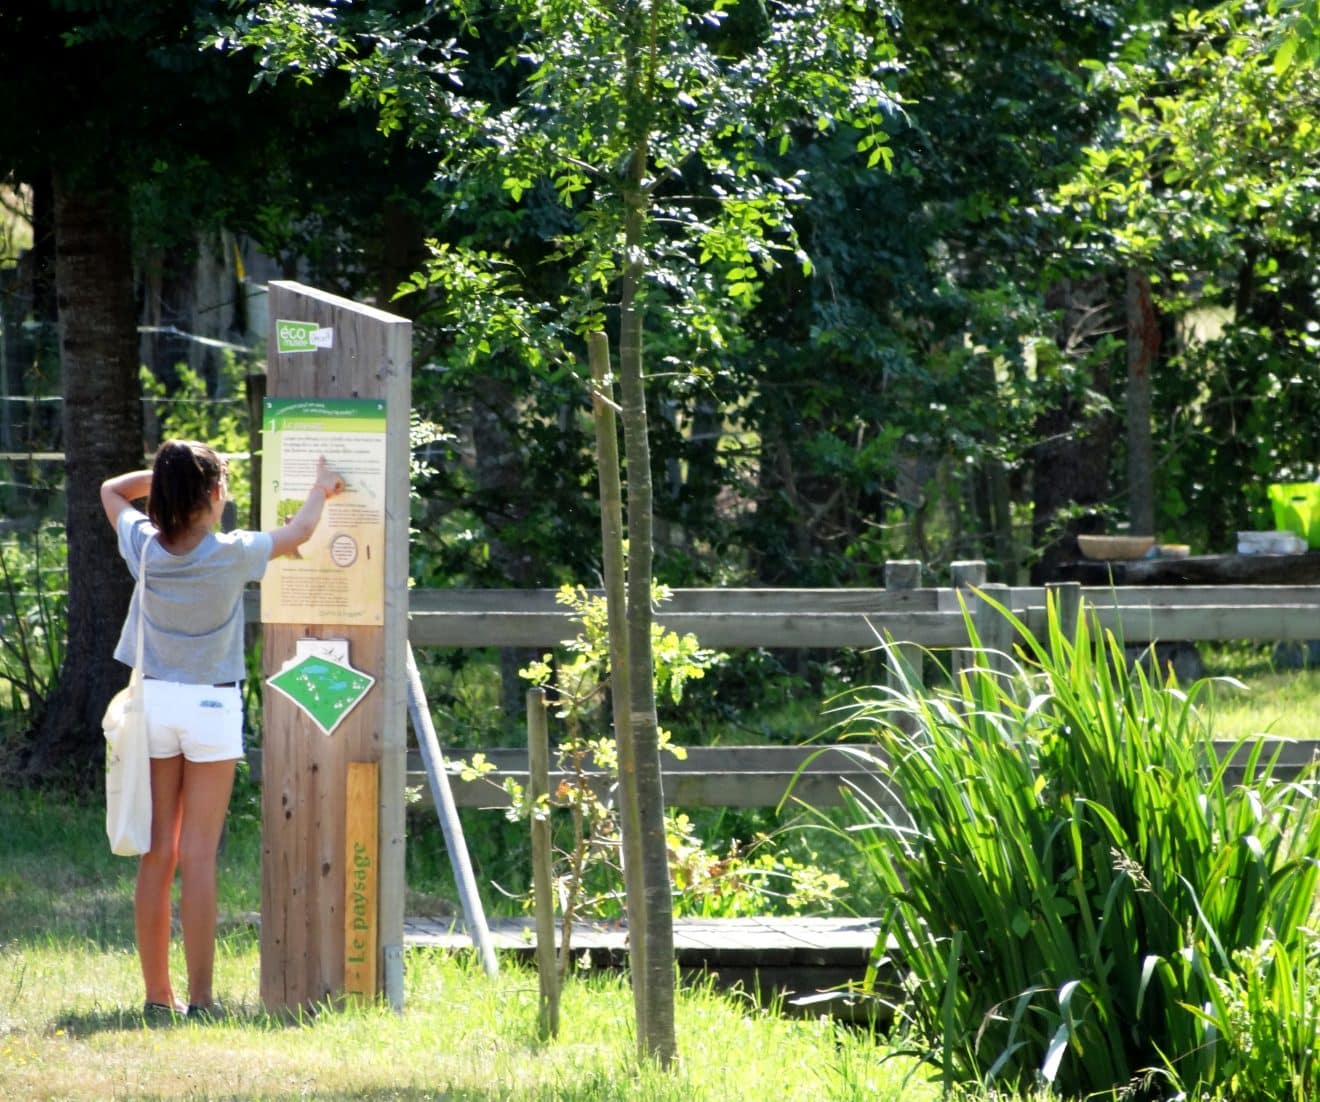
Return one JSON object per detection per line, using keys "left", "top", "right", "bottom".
{"left": 406, "top": 739, "right": 1320, "bottom": 812}
{"left": 240, "top": 573, "right": 1320, "bottom": 810}
{"left": 359, "top": 582, "right": 1320, "bottom": 648}
{"left": 245, "top": 738, "right": 1320, "bottom": 812}
{"left": 239, "top": 581, "right": 1320, "bottom": 656}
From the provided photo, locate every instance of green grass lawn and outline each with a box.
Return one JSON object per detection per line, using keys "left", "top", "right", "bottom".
{"left": 1199, "top": 644, "right": 1320, "bottom": 743}
{"left": 0, "top": 785, "right": 935, "bottom": 1102}
{"left": 4, "top": 643, "right": 1317, "bottom": 1099}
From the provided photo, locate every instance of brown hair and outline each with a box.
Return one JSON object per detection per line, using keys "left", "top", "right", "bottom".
{"left": 147, "top": 440, "right": 225, "bottom": 542}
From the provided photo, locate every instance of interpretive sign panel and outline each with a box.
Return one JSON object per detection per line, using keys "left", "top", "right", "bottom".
{"left": 260, "top": 398, "right": 387, "bottom": 625}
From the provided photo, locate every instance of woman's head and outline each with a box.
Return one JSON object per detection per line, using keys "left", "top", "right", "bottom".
{"left": 148, "top": 440, "right": 226, "bottom": 541}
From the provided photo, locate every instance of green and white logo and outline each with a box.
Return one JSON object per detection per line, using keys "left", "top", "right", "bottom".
{"left": 276, "top": 319, "right": 334, "bottom": 354}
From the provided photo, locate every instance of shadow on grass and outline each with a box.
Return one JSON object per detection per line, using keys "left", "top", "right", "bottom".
{"left": 217, "top": 1095, "right": 455, "bottom": 1101}
{"left": 52, "top": 1005, "right": 184, "bottom": 1038}
{"left": 52, "top": 1001, "right": 314, "bottom": 1039}
{"left": 0, "top": 888, "right": 137, "bottom": 949}
{"left": 53, "top": 993, "right": 446, "bottom": 1041}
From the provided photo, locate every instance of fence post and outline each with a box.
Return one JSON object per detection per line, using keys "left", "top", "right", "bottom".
{"left": 950, "top": 561, "right": 988, "bottom": 681}
{"left": 527, "top": 687, "right": 559, "bottom": 1040}
{"left": 883, "top": 561, "right": 923, "bottom": 727}
{"left": 973, "top": 582, "right": 1014, "bottom": 679}
{"left": 950, "top": 561, "right": 988, "bottom": 590}
{"left": 881, "top": 559, "right": 924, "bottom": 733}
{"left": 1047, "top": 581, "right": 1082, "bottom": 658}
{"left": 258, "top": 282, "right": 410, "bottom": 1013}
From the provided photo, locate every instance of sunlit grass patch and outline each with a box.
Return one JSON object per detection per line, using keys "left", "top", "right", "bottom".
{"left": 0, "top": 788, "right": 934, "bottom": 1101}
{"left": 1, "top": 939, "right": 935, "bottom": 1101}
{"left": 1198, "top": 659, "right": 1320, "bottom": 743}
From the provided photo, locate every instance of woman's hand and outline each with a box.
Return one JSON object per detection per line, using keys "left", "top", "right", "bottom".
{"left": 268, "top": 458, "right": 346, "bottom": 558}
{"left": 314, "top": 456, "right": 344, "bottom": 500}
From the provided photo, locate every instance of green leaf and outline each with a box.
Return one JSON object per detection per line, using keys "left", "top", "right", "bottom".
{"left": 1273, "top": 34, "right": 1298, "bottom": 75}
{"left": 1042, "top": 1020, "right": 1070, "bottom": 1084}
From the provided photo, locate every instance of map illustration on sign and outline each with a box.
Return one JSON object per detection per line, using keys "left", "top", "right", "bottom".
{"left": 261, "top": 398, "right": 387, "bottom": 625}
{"left": 266, "top": 649, "right": 375, "bottom": 737}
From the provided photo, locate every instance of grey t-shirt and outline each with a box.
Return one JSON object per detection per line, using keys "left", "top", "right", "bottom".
{"left": 114, "top": 508, "right": 274, "bottom": 684}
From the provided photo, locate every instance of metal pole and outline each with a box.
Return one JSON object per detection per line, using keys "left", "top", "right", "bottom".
{"left": 404, "top": 643, "right": 499, "bottom": 977}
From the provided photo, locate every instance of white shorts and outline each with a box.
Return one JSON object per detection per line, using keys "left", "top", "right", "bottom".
{"left": 142, "top": 679, "right": 245, "bottom": 762}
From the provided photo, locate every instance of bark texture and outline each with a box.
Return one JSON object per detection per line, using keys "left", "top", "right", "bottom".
{"left": 23, "top": 180, "right": 142, "bottom": 787}
{"left": 617, "top": 124, "right": 676, "bottom": 1063}
{"left": 1125, "top": 268, "right": 1159, "bottom": 536}
{"left": 588, "top": 333, "right": 648, "bottom": 1045}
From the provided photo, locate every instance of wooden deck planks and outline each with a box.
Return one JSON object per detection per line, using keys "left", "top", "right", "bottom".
{"left": 403, "top": 914, "right": 890, "bottom": 1016}
{"left": 404, "top": 914, "right": 881, "bottom": 960}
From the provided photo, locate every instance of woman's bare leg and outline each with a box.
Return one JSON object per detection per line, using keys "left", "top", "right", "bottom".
{"left": 138, "top": 755, "right": 184, "bottom": 1007}
{"left": 177, "top": 758, "right": 236, "bottom": 1008}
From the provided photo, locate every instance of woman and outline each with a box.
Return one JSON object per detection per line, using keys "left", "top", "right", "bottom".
{"left": 101, "top": 439, "right": 342, "bottom": 1022}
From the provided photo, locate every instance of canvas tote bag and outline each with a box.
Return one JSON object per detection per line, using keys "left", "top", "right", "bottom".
{"left": 103, "top": 534, "right": 153, "bottom": 856}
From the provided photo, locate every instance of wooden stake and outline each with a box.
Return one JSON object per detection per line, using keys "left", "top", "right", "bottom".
{"left": 528, "top": 688, "right": 559, "bottom": 1039}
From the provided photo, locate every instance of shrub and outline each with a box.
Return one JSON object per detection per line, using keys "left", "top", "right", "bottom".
{"left": 0, "top": 522, "right": 67, "bottom": 747}
{"left": 1190, "top": 934, "right": 1320, "bottom": 1102}
{"left": 459, "top": 584, "right": 846, "bottom": 925}
{"left": 822, "top": 593, "right": 1320, "bottom": 1098}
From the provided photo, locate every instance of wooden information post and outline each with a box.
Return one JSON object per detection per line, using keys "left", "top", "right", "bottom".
{"left": 259, "top": 282, "right": 411, "bottom": 1012}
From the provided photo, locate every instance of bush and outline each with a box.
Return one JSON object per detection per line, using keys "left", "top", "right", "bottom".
{"left": 1193, "top": 935, "right": 1320, "bottom": 1102}
{"left": 823, "top": 593, "right": 1320, "bottom": 1098}
{"left": 0, "top": 522, "right": 67, "bottom": 749}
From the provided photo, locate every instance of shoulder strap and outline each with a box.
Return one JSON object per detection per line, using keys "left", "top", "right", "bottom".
{"left": 132, "top": 534, "right": 153, "bottom": 672}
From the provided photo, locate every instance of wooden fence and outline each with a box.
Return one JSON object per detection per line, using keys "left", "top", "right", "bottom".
{"left": 403, "top": 579, "right": 1320, "bottom": 650}
{"left": 247, "top": 565, "right": 1320, "bottom": 810}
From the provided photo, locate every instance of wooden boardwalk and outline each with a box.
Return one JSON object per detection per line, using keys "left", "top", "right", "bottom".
{"left": 404, "top": 915, "right": 887, "bottom": 1016}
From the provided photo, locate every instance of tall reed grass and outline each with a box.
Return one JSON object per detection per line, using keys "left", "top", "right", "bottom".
{"left": 820, "top": 593, "right": 1320, "bottom": 1098}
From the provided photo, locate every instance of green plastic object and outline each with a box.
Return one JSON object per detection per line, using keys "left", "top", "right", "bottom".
{"left": 1268, "top": 483, "right": 1320, "bottom": 548}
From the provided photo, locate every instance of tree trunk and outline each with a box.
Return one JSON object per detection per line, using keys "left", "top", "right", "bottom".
{"left": 377, "top": 194, "right": 426, "bottom": 318}
{"left": 1125, "top": 267, "right": 1158, "bottom": 537}
{"left": 23, "top": 179, "right": 142, "bottom": 789}
{"left": 136, "top": 244, "right": 191, "bottom": 392}
{"left": 29, "top": 171, "right": 58, "bottom": 326}
{"left": 988, "top": 464, "right": 1015, "bottom": 580}
{"left": 1030, "top": 278, "right": 1118, "bottom": 584}
{"left": 1031, "top": 405, "right": 1117, "bottom": 584}
{"left": 5, "top": 172, "right": 61, "bottom": 453}
{"left": 616, "top": 108, "right": 676, "bottom": 1059}
{"left": 469, "top": 376, "right": 539, "bottom": 718}
{"left": 973, "top": 357, "right": 1016, "bottom": 580}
